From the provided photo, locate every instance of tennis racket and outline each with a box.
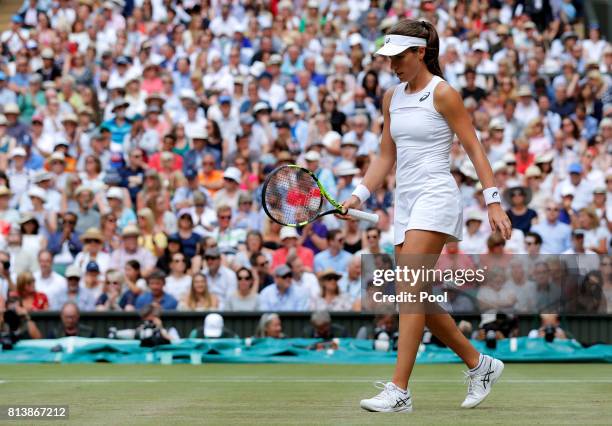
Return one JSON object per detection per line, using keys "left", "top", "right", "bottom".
{"left": 262, "top": 164, "right": 379, "bottom": 227}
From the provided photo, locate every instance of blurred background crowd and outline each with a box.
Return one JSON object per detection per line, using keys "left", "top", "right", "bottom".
{"left": 0, "top": 0, "right": 610, "bottom": 321}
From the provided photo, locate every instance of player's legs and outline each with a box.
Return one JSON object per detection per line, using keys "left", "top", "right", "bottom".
{"left": 391, "top": 229, "right": 448, "bottom": 390}
{"left": 425, "top": 314, "right": 480, "bottom": 368}
{"left": 360, "top": 230, "right": 446, "bottom": 412}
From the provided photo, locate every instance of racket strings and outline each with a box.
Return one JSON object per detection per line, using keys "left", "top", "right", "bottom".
{"left": 264, "top": 167, "right": 323, "bottom": 225}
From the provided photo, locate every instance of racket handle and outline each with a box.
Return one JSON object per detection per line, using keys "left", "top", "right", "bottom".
{"left": 346, "top": 209, "right": 379, "bottom": 223}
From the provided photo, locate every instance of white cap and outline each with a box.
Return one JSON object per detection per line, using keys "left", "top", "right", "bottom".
{"left": 179, "top": 88, "right": 197, "bottom": 102}
{"left": 28, "top": 186, "right": 47, "bottom": 201}
{"left": 349, "top": 33, "right": 363, "bottom": 47}
{"left": 322, "top": 131, "right": 341, "bottom": 148}
{"left": 561, "top": 184, "right": 575, "bottom": 197}
{"left": 525, "top": 165, "right": 542, "bottom": 178}
{"left": 375, "top": 34, "right": 427, "bottom": 56}
{"left": 492, "top": 160, "right": 508, "bottom": 174}
{"left": 283, "top": 101, "right": 300, "bottom": 113}
{"left": 535, "top": 151, "right": 554, "bottom": 163}
{"left": 459, "top": 161, "right": 478, "bottom": 180}
{"left": 466, "top": 210, "right": 484, "bottom": 223}
{"left": 250, "top": 61, "right": 266, "bottom": 78}
{"left": 188, "top": 128, "right": 208, "bottom": 140}
{"left": 304, "top": 150, "right": 321, "bottom": 162}
{"left": 106, "top": 187, "right": 124, "bottom": 200}
{"left": 10, "top": 147, "right": 26, "bottom": 158}
{"left": 203, "top": 313, "right": 224, "bottom": 338}
{"left": 223, "top": 167, "right": 242, "bottom": 183}
{"left": 472, "top": 40, "right": 489, "bottom": 52}
{"left": 335, "top": 160, "right": 360, "bottom": 176}
{"left": 503, "top": 152, "right": 516, "bottom": 164}
{"left": 280, "top": 226, "right": 299, "bottom": 240}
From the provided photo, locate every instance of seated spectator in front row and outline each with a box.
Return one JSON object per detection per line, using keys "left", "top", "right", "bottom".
{"left": 254, "top": 313, "right": 284, "bottom": 338}
{"left": 48, "top": 302, "right": 95, "bottom": 338}
{"left": 356, "top": 314, "right": 398, "bottom": 340}
{"left": 133, "top": 269, "right": 178, "bottom": 310}
{"left": 189, "top": 313, "right": 238, "bottom": 338}
{"left": 303, "top": 310, "right": 348, "bottom": 343}
{"left": 528, "top": 313, "right": 567, "bottom": 340}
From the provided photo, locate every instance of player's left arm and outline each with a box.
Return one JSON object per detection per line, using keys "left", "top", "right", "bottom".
{"left": 434, "top": 81, "right": 512, "bottom": 240}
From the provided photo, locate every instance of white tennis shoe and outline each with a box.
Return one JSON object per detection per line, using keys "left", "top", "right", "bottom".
{"left": 461, "top": 355, "right": 504, "bottom": 408}
{"left": 360, "top": 381, "right": 413, "bottom": 413}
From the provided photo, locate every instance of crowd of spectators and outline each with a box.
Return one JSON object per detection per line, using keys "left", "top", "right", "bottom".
{"left": 0, "top": 0, "right": 611, "bottom": 321}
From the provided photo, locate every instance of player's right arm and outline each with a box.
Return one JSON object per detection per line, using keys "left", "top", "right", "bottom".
{"left": 341, "top": 86, "right": 397, "bottom": 211}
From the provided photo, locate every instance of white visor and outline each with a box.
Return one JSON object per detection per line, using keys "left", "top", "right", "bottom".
{"left": 375, "top": 35, "right": 427, "bottom": 56}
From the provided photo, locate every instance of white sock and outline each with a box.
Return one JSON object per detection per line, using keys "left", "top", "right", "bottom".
{"left": 469, "top": 354, "right": 487, "bottom": 373}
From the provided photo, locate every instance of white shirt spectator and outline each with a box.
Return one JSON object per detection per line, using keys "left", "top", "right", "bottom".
{"left": 554, "top": 179, "right": 594, "bottom": 210}
{"left": 165, "top": 275, "right": 192, "bottom": 301}
{"left": 203, "top": 265, "right": 237, "bottom": 309}
{"left": 33, "top": 270, "right": 67, "bottom": 303}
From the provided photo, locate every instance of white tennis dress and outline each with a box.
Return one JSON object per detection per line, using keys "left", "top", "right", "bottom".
{"left": 389, "top": 75, "right": 463, "bottom": 245}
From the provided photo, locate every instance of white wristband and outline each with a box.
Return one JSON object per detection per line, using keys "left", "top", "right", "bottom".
{"left": 483, "top": 187, "right": 501, "bottom": 205}
{"left": 352, "top": 184, "right": 371, "bottom": 204}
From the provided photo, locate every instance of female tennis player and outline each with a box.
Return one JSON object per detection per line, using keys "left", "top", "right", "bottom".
{"left": 340, "top": 20, "right": 513, "bottom": 412}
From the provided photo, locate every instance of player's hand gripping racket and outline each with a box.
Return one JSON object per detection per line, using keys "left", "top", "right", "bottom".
{"left": 262, "top": 165, "right": 379, "bottom": 227}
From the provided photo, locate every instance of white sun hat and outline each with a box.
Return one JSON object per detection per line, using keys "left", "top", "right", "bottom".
{"left": 375, "top": 34, "right": 427, "bottom": 57}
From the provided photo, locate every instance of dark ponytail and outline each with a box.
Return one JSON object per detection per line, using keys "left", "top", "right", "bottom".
{"left": 386, "top": 19, "right": 444, "bottom": 78}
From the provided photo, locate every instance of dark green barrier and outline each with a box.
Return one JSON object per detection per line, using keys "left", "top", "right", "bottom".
{"left": 28, "top": 312, "right": 612, "bottom": 345}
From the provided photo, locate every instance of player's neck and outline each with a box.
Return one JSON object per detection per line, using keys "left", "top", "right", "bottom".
{"left": 405, "top": 71, "right": 434, "bottom": 94}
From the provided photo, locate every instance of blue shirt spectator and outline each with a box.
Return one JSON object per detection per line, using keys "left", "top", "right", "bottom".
{"left": 258, "top": 265, "right": 309, "bottom": 311}
{"left": 531, "top": 203, "right": 572, "bottom": 254}
{"left": 314, "top": 229, "right": 352, "bottom": 274}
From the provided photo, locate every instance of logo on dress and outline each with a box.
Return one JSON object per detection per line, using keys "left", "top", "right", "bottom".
{"left": 385, "top": 37, "right": 390, "bottom": 44}
{"left": 419, "top": 92, "right": 430, "bottom": 102}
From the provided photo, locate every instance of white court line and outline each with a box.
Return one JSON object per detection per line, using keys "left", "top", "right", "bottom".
{"left": 1, "top": 378, "right": 612, "bottom": 384}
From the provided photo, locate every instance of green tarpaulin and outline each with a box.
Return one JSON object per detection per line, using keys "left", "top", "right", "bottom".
{"left": 0, "top": 337, "right": 611, "bottom": 364}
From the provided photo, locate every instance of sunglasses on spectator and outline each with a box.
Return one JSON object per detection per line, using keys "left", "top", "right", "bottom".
{"left": 278, "top": 273, "right": 292, "bottom": 279}
{"left": 218, "top": 215, "right": 231, "bottom": 220}
{"left": 205, "top": 256, "right": 220, "bottom": 261}
{"left": 173, "top": 258, "right": 185, "bottom": 263}
{"left": 367, "top": 234, "right": 378, "bottom": 239}
{"left": 238, "top": 275, "right": 252, "bottom": 281}
{"left": 64, "top": 219, "right": 76, "bottom": 225}
{"left": 108, "top": 281, "right": 121, "bottom": 285}
{"left": 84, "top": 239, "right": 101, "bottom": 244}
{"left": 546, "top": 207, "right": 559, "bottom": 212}
{"left": 258, "top": 260, "right": 269, "bottom": 267}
